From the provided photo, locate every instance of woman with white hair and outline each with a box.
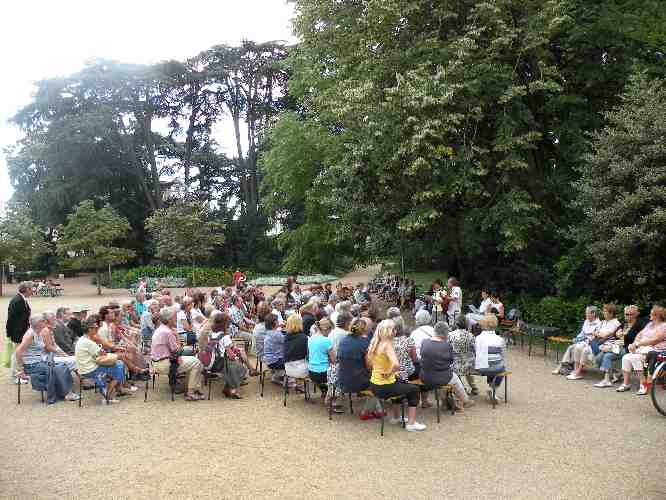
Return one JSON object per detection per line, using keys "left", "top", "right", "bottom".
{"left": 474, "top": 315, "right": 506, "bottom": 404}
{"left": 551, "top": 306, "right": 601, "bottom": 376}
{"left": 410, "top": 309, "right": 435, "bottom": 361}
{"left": 15, "top": 313, "right": 80, "bottom": 401}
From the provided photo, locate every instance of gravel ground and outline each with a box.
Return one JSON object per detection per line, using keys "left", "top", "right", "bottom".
{"left": 1, "top": 272, "right": 664, "bottom": 499}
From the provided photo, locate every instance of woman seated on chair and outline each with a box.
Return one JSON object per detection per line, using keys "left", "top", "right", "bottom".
{"left": 75, "top": 316, "right": 128, "bottom": 403}
{"left": 552, "top": 306, "right": 601, "bottom": 376}
{"left": 568, "top": 303, "right": 622, "bottom": 381}
{"left": 449, "top": 316, "right": 478, "bottom": 395}
{"left": 208, "top": 312, "right": 257, "bottom": 399}
{"left": 252, "top": 302, "right": 271, "bottom": 367}
{"left": 338, "top": 318, "right": 381, "bottom": 420}
{"left": 263, "top": 313, "right": 287, "bottom": 385}
{"left": 15, "top": 313, "right": 80, "bottom": 402}
{"left": 420, "top": 321, "right": 475, "bottom": 411}
{"left": 366, "top": 319, "right": 426, "bottom": 432}
{"left": 616, "top": 305, "right": 666, "bottom": 395}
{"left": 474, "top": 315, "right": 506, "bottom": 404}
{"left": 284, "top": 315, "right": 309, "bottom": 382}
{"left": 308, "top": 319, "right": 334, "bottom": 397}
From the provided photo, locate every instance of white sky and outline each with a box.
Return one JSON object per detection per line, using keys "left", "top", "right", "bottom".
{"left": 0, "top": 0, "right": 296, "bottom": 206}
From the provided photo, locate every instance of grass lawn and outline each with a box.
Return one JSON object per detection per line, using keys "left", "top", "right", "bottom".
{"left": 401, "top": 270, "right": 448, "bottom": 293}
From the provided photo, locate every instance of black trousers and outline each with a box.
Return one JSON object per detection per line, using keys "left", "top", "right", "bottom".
{"left": 309, "top": 371, "right": 328, "bottom": 393}
{"left": 370, "top": 381, "right": 420, "bottom": 407}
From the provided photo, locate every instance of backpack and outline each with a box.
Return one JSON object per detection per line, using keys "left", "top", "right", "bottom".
{"left": 198, "top": 337, "right": 225, "bottom": 372}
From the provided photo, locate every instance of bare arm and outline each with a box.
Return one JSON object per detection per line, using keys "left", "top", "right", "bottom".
{"left": 15, "top": 331, "right": 34, "bottom": 371}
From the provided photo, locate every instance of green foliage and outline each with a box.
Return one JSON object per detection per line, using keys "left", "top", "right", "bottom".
{"left": 93, "top": 265, "right": 235, "bottom": 289}
{"left": 14, "top": 270, "right": 48, "bottom": 282}
{"left": 56, "top": 200, "right": 135, "bottom": 294}
{"left": 573, "top": 74, "right": 666, "bottom": 301}
{"left": 508, "top": 295, "right": 592, "bottom": 335}
{"left": 0, "top": 204, "right": 48, "bottom": 269}
{"left": 145, "top": 200, "right": 225, "bottom": 284}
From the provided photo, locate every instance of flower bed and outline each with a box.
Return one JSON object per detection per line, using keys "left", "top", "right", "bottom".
{"left": 249, "top": 274, "right": 338, "bottom": 287}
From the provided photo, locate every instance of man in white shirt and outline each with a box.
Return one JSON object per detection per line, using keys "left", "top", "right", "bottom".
{"left": 447, "top": 277, "right": 462, "bottom": 326}
{"left": 176, "top": 297, "right": 194, "bottom": 344}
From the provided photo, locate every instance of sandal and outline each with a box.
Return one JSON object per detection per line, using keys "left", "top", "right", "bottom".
{"left": 185, "top": 393, "right": 205, "bottom": 401}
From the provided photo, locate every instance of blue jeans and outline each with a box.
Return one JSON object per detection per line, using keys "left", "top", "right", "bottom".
{"left": 81, "top": 362, "right": 126, "bottom": 392}
{"left": 595, "top": 349, "right": 624, "bottom": 372}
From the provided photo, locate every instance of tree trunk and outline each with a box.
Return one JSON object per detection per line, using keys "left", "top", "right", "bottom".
{"left": 96, "top": 266, "right": 101, "bottom": 296}
{"left": 191, "top": 258, "right": 196, "bottom": 288}
{"left": 0, "top": 263, "right": 4, "bottom": 297}
{"left": 183, "top": 92, "right": 199, "bottom": 190}
{"left": 141, "top": 106, "right": 163, "bottom": 209}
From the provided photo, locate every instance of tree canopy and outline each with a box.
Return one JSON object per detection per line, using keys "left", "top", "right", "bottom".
{"left": 56, "top": 200, "right": 135, "bottom": 295}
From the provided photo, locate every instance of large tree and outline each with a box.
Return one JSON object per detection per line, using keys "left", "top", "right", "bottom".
{"left": 56, "top": 200, "right": 135, "bottom": 295}
{"left": 0, "top": 204, "right": 48, "bottom": 296}
{"left": 573, "top": 74, "right": 666, "bottom": 302}
{"left": 145, "top": 199, "right": 225, "bottom": 285}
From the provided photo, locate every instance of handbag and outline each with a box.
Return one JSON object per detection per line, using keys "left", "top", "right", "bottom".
{"left": 97, "top": 353, "right": 118, "bottom": 367}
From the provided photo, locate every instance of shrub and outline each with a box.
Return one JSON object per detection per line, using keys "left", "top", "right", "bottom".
{"left": 15, "top": 270, "right": 48, "bottom": 282}
{"left": 91, "top": 266, "right": 235, "bottom": 288}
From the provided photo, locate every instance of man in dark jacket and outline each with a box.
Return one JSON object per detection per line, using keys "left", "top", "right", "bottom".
{"left": 4, "top": 281, "right": 33, "bottom": 384}
{"left": 67, "top": 306, "right": 87, "bottom": 340}
{"left": 54, "top": 307, "right": 76, "bottom": 355}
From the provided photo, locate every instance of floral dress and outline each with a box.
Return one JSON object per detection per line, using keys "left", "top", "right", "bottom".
{"left": 448, "top": 328, "right": 476, "bottom": 377}
{"left": 393, "top": 336, "right": 416, "bottom": 381}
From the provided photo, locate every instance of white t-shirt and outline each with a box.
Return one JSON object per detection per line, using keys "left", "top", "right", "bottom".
{"left": 75, "top": 336, "right": 102, "bottom": 375}
{"left": 176, "top": 310, "right": 189, "bottom": 333}
{"left": 479, "top": 298, "right": 493, "bottom": 314}
{"left": 598, "top": 318, "right": 621, "bottom": 339}
{"left": 447, "top": 286, "right": 462, "bottom": 316}
{"left": 410, "top": 325, "right": 435, "bottom": 360}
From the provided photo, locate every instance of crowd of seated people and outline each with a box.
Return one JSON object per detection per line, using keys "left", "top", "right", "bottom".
{"left": 9, "top": 276, "right": 513, "bottom": 430}
{"left": 551, "top": 303, "right": 666, "bottom": 394}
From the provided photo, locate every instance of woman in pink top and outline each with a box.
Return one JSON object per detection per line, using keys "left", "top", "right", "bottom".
{"left": 617, "top": 305, "right": 666, "bottom": 395}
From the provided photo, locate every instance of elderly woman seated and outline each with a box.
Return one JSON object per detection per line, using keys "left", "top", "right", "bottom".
{"left": 420, "top": 321, "right": 475, "bottom": 411}
{"left": 15, "top": 313, "right": 81, "bottom": 402}
{"left": 75, "top": 316, "right": 128, "bottom": 403}
{"left": 474, "top": 315, "right": 507, "bottom": 404}
{"left": 616, "top": 305, "right": 666, "bottom": 395}
{"left": 207, "top": 313, "right": 257, "bottom": 399}
{"left": 567, "top": 303, "right": 622, "bottom": 381}
{"left": 410, "top": 309, "right": 435, "bottom": 361}
{"left": 449, "top": 316, "right": 478, "bottom": 395}
{"left": 552, "top": 306, "right": 601, "bottom": 376}
{"left": 263, "top": 313, "right": 287, "bottom": 384}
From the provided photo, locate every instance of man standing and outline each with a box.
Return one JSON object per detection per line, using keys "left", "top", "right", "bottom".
{"left": 4, "top": 281, "right": 33, "bottom": 383}
{"left": 446, "top": 277, "right": 463, "bottom": 326}
{"left": 8, "top": 263, "right": 16, "bottom": 284}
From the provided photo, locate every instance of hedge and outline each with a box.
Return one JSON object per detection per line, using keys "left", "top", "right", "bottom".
{"left": 92, "top": 266, "right": 236, "bottom": 289}
{"left": 503, "top": 295, "right": 652, "bottom": 338}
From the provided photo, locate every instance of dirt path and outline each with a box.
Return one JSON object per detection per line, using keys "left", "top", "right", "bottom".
{"left": 0, "top": 266, "right": 664, "bottom": 499}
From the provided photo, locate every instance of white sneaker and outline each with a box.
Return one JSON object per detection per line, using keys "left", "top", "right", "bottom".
{"left": 127, "top": 385, "right": 139, "bottom": 393}
{"left": 616, "top": 384, "right": 631, "bottom": 392}
{"left": 65, "top": 392, "right": 81, "bottom": 401}
{"left": 405, "top": 422, "right": 427, "bottom": 432}
{"left": 594, "top": 380, "right": 613, "bottom": 388}
{"left": 389, "top": 417, "right": 407, "bottom": 425}
{"left": 566, "top": 373, "right": 583, "bottom": 380}
{"left": 636, "top": 385, "right": 648, "bottom": 396}
{"left": 551, "top": 368, "right": 561, "bottom": 375}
